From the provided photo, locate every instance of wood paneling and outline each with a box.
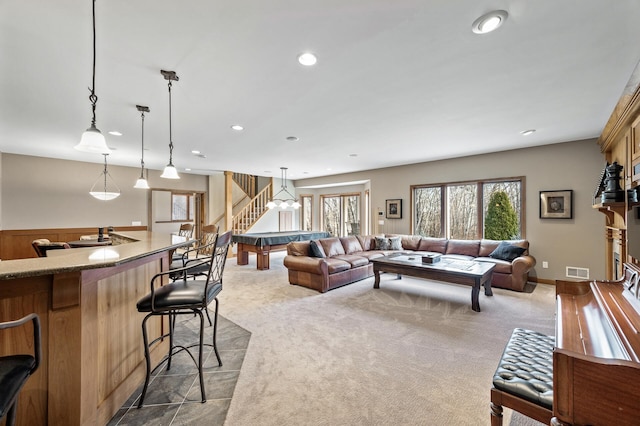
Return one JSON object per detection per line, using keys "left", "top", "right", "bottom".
{"left": 0, "top": 277, "right": 50, "bottom": 426}
{"left": 0, "top": 226, "right": 147, "bottom": 261}
{"left": 0, "top": 249, "right": 169, "bottom": 426}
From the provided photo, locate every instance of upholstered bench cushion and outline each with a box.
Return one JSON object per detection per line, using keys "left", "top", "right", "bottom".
{"left": 493, "top": 328, "right": 554, "bottom": 410}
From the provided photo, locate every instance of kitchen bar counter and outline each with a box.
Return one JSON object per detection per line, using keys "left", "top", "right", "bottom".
{"left": 0, "top": 231, "right": 193, "bottom": 425}
{"left": 0, "top": 231, "right": 190, "bottom": 280}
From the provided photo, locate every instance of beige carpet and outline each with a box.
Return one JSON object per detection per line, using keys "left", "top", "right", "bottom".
{"left": 219, "top": 252, "right": 555, "bottom": 426}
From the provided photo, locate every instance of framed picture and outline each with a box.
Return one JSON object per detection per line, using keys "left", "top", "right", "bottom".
{"left": 540, "top": 190, "right": 573, "bottom": 219}
{"left": 386, "top": 199, "right": 402, "bottom": 219}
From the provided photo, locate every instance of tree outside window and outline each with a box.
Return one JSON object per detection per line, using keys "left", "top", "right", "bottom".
{"left": 412, "top": 178, "right": 523, "bottom": 239}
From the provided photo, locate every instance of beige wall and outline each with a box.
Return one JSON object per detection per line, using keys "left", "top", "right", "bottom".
{"left": 293, "top": 139, "right": 606, "bottom": 282}
{"left": 1, "top": 153, "right": 208, "bottom": 230}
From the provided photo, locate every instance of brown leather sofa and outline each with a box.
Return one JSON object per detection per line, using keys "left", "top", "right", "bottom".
{"left": 283, "top": 234, "right": 536, "bottom": 293}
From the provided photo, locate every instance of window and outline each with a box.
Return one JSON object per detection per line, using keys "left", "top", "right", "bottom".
{"left": 171, "top": 192, "right": 195, "bottom": 221}
{"left": 321, "top": 193, "right": 361, "bottom": 237}
{"left": 412, "top": 178, "right": 523, "bottom": 239}
{"left": 301, "top": 195, "right": 313, "bottom": 231}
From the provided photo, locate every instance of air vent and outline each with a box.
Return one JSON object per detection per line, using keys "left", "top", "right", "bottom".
{"left": 566, "top": 266, "right": 589, "bottom": 280}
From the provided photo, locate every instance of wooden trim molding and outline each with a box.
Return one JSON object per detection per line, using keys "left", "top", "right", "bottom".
{"left": 599, "top": 60, "right": 640, "bottom": 152}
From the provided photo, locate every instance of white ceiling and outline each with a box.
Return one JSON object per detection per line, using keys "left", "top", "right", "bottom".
{"left": 2, "top": 0, "right": 640, "bottom": 180}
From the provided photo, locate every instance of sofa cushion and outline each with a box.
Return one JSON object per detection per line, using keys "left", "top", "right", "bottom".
{"left": 476, "top": 257, "right": 512, "bottom": 274}
{"left": 388, "top": 236, "right": 402, "bottom": 250}
{"left": 480, "top": 239, "right": 529, "bottom": 257}
{"left": 446, "top": 239, "right": 480, "bottom": 257}
{"left": 309, "top": 240, "right": 326, "bottom": 258}
{"left": 387, "top": 234, "right": 422, "bottom": 250}
{"left": 489, "top": 241, "right": 527, "bottom": 262}
{"left": 325, "top": 258, "right": 351, "bottom": 273}
{"left": 340, "top": 236, "right": 364, "bottom": 254}
{"left": 375, "top": 236, "right": 390, "bottom": 250}
{"left": 356, "top": 235, "right": 378, "bottom": 251}
{"left": 287, "top": 241, "right": 310, "bottom": 256}
{"left": 354, "top": 251, "right": 386, "bottom": 261}
{"left": 333, "top": 254, "right": 370, "bottom": 268}
{"left": 320, "top": 238, "right": 346, "bottom": 257}
{"left": 417, "top": 237, "right": 448, "bottom": 253}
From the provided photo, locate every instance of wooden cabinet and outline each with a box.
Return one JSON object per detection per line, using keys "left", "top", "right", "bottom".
{"left": 597, "top": 61, "right": 640, "bottom": 279}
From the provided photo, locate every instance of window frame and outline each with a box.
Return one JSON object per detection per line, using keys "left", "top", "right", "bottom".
{"left": 320, "top": 192, "right": 361, "bottom": 237}
{"left": 410, "top": 176, "right": 526, "bottom": 239}
{"left": 171, "top": 191, "right": 195, "bottom": 222}
{"left": 300, "top": 194, "right": 313, "bottom": 231}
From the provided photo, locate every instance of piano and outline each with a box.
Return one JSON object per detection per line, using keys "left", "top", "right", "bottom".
{"left": 553, "top": 262, "right": 640, "bottom": 425}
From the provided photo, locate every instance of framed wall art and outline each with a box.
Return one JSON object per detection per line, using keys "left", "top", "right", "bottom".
{"left": 540, "top": 190, "right": 573, "bottom": 219}
{"left": 386, "top": 199, "right": 402, "bottom": 219}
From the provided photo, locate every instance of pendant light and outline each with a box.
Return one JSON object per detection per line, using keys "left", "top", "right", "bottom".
{"left": 74, "top": 0, "right": 111, "bottom": 154}
{"left": 90, "top": 154, "right": 120, "bottom": 200}
{"left": 267, "top": 167, "right": 300, "bottom": 209}
{"left": 160, "top": 70, "right": 180, "bottom": 179}
{"left": 134, "top": 105, "right": 150, "bottom": 189}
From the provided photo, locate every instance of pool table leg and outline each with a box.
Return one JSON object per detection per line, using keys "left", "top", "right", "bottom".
{"left": 237, "top": 243, "right": 249, "bottom": 265}
{"left": 256, "top": 248, "right": 270, "bottom": 270}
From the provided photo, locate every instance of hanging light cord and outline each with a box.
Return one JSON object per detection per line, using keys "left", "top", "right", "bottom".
{"left": 140, "top": 110, "right": 145, "bottom": 173}
{"left": 167, "top": 80, "right": 174, "bottom": 165}
{"left": 102, "top": 154, "right": 108, "bottom": 192}
{"left": 88, "top": 0, "right": 98, "bottom": 127}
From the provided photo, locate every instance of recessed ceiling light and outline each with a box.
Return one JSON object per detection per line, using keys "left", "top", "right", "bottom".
{"left": 108, "top": 131, "right": 122, "bottom": 136}
{"left": 520, "top": 129, "right": 536, "bottom": 136}
{"left": 191, "top": 150, "right": 200, "bottom": 154}
{"left": 472, "top": 10, "right": 508, "bottom": 34}
{"left": 298, "top": 52, "right": 317, "bottom": 66}
{"left": 286, "top": 136, "right": 299, "bottom": 142}
{"left": 231, "top": 124, "right": 244, "bottom": 131}
{"left": 185, "top": 168, "right": 192, "bottom": 171}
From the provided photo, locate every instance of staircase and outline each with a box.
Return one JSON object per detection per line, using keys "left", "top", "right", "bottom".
{"left": 233, "top": 172, "right": 256, "bottom": 198}
{"left": 231, "top": 173, "right": 272, "bottom": 234}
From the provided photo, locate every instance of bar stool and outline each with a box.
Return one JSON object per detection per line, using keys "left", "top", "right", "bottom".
{"left": 136, "top": 230, "right": 232, "bottom": 407}
{"left": 0, "top": 313, "right": 41, "bottom": 426}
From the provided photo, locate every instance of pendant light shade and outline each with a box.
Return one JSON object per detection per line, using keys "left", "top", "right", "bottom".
{"left": 134, "top": 105, "right": 150, "bottom": 189}
{"left": 267, "top": 167, "right": 300, "bottom": 209}
{"left": 90, "top": 154, "right": 120, "bottom": 200}
{"left": 160, "top": 69, "right": 180, "bottom": 179}
{"left": 161, "top": 165, "right": 180, "bottom": 179}
{"left": 134, "top": 177, "right": 150, "bottom": 189}
{"left": 75, "top": 0, "right": 111, "bottom": 154}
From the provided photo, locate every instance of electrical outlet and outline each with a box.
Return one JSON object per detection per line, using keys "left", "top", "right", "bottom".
{"left": 542, "top": 261, "right": 549, "bottom": 269}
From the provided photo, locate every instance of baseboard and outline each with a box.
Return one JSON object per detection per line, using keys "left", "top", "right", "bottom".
{"left": 528, "top": 277, "right": 556, "bottom": 285}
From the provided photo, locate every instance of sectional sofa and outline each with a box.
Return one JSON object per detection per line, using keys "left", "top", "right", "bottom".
{"left": 283, "top": 234, "right": 536, "bottom": 293}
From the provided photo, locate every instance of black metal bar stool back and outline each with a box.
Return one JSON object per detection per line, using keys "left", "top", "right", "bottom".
{"left": 136, "top": 230, "right": 232, "bottom": 408}
{"left": 0, "top": 313, "right": 41, "bottom": 426}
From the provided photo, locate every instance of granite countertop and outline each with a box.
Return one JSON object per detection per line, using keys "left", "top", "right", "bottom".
{"left": 0, "top": 231, "right": 193, "bottom": 280}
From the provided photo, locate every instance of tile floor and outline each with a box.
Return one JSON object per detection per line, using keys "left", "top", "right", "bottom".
{"left": 107, "top": 315, "right": 251, "bottom": 425}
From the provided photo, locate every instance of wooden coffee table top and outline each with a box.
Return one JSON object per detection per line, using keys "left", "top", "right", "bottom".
{"left": 372, "top": 253, "right": 495, "bottom": 277}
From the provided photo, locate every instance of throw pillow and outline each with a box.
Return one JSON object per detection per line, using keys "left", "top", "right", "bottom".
{"left": 489, "top": 241, "right": 526, "bottom": 262}
{"left": 375, "top": 236, "right": 390, "bottom": 250}
{"left": 388, "top": 236, "right": 402, "bottom": 250}
{"left": 309, "top": 240, "right": 326, "bottom": 258}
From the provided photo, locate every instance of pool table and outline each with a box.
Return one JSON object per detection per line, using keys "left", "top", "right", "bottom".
{"left": 232, "top": 230, "right": 329, "bottom": 270}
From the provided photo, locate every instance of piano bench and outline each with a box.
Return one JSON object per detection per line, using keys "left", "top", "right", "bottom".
{"left": 490, "top": 328, "right": 555, "bottom": 426}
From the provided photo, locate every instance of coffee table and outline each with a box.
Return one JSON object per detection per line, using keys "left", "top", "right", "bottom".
{"left": 371, "top": 253, "right": 495, "bottom": 312}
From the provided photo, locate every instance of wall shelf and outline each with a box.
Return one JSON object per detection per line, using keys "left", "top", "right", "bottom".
{"left": 593, "top": 202, "right": 626, "bottom": 226}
